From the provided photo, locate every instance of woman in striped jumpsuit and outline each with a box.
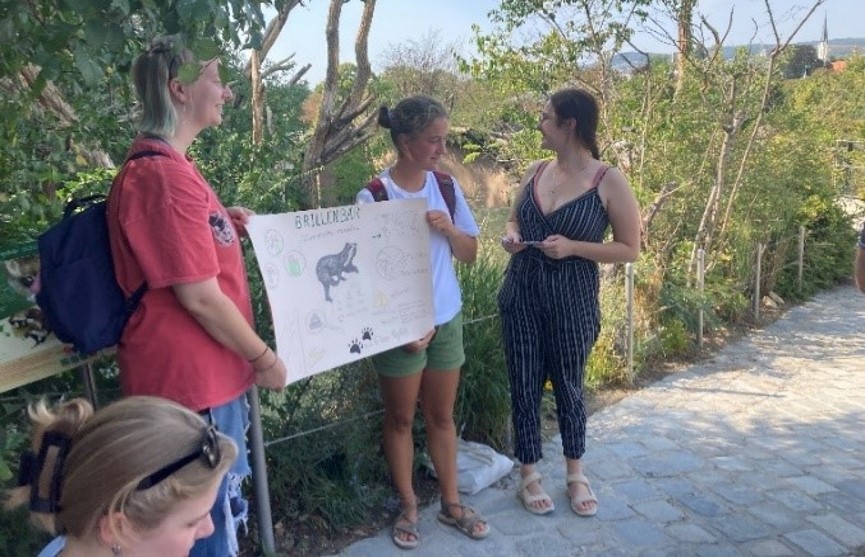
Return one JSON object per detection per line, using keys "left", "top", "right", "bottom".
{"left": 499, "top": 88, "right": 640, "bottom": 517}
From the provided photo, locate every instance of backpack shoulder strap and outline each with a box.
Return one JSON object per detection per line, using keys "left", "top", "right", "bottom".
{"left": 125, "top": 150, "right": 165, "bottom": 163}
{"left": 111, "top": 150, "right": 166, "bottom": 188}
{"left": 112, "top": 149, "right": 166, "bottom": 302}
{"left": 432, "top": 171, "right": 456, "bottom": 220}
{"left": 365, "top": 177, "right": 389, "bottom": 202}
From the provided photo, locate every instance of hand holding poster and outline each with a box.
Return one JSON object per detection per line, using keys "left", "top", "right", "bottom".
{"left": 246, "top": 199, "right": 434, "bottom": 385}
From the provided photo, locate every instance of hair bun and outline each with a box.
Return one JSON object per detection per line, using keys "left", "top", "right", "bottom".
{"left": 377, "top": 106, "right": 391, "bottom": 129}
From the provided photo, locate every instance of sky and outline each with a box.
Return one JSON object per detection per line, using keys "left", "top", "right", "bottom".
{"left": 268, "top": 0, "right": 862, "bottom": 86}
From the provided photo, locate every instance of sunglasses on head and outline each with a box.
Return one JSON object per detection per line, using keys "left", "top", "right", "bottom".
{"left": 136, "top": 425, "right": 221, "bottom": 491}
{"left": 146, "top": 40, "right": 183, "bottom": 79}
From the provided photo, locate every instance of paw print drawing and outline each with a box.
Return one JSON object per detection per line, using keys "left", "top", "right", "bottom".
{"left": 361, "top": 327, "right": 374, "bottom": 342}
{"left": 348, "top": 339, "right": 363, "bottom": 355}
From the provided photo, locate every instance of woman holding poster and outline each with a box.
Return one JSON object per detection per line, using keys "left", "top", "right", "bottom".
{"left": 355, "top": 95, "right": 488, "bottom": 549}
{"left": 106, "top": 35, "right": 287, "bottom": 556}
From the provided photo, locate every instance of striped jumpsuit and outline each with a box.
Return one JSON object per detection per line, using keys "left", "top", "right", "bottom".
{"left": 498, "top": 163, "right": 610, "bottom": 464}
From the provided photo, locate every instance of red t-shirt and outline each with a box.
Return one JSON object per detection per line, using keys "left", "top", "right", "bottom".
{"left": 106, "top": 137, "right": 255, "bottom": 411}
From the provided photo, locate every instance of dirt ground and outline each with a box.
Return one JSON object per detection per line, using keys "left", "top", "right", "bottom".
{"left": 245, "top": 303, "right": 786, "bottom": 556}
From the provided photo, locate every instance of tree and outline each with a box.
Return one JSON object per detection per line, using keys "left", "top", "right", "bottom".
{"left": 377, "top": 29, "right": 461, "bottom": 104}
{"left": 246, "top": 0, "right": 311, "bottom": 144}
{"left": 301, "top": 0, "right": 378, "bottom": 209}
{"left": 0, "top": 0, "right": 283, "bottom": 237}
{"left": 782, "top": 44, "right": 821, "bottom": 79}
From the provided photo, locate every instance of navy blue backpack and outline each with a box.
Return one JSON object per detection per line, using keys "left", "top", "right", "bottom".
{"left": 35, "top": 150, "right": 161, "bottom": 355}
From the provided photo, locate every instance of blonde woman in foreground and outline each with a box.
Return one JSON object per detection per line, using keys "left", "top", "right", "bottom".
{"left": 4, "top": 396, "right": 237, "bottom": 556}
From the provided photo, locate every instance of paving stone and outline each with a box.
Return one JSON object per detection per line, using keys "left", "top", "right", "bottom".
{"left": 783, "top": 529, "right": 848, "bottom": 557}
{"left": 746, "top": 539, "right": 795, "bottom": 556}
{"left": 766, "top": 488, "right": 823, "bottom": 513}
{"left": 611, "top": 479, "right": 661, "bottom": 503}
{"left": 674, "top": 493, "right": 727, "bottom": 517}
{"left": 837, "top": 479, "right": 865, "bottom": 501}
{"left": 665, "top": 522, "right": 717, "bottom": 543}
{"left": 653, "top": 477, "right": 698, "bottom": 499}
{"left": 638, "top": 437, "right": 681, "bottom": 452}
{"left": 694, "top": 545, "right": 743, "bottom": 557}
{"left": 592, "top": 460, "right": 637, "bottom": 481}
{"left": 756, "top": 458, "right": 804, "bottom": 478}
{"left": 611, "top": 519, "right": 671, "bottom": 547}
{"left": 607, "top": 441, "right": 651, "bottom": 459}
{"left": 515, "top": 534, "right": 580, "bottom": 557}
{"left": 632, "top": 450, "right": 704, "bottom": 478}
{"left": 710, "top": 514, "right": 773, "bottom": 542}
{"left": 632, "top": 499, "right": 685, "bottom": 523}
{"left": 488, "top": 508, "right": 550, "bottom": 536}
{"left": 711, "top": 455, "right": 754, "bottom": 473}
{"left": 555, "top": 520, "right": 606, "bottom": 546}
{"left": 784, "top": 475, "right": 838, "bottom": 496}
{"left": 709, "top": 481, "right": 766, "bottom": 506}
{"left": 807, "top": 513, "right": 865, "bottom": 546}
{"left": 595, "top": 495, "right": 636, "bottom": 521}
{"left": 746, "top": 502, "right": 808, "bottom": 531}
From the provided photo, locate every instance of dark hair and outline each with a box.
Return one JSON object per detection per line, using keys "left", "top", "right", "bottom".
{"left": 378, "top": 95, "right": 449, "bottom": 151}
{"left": 550, "top": 88, "right": 600, "bottom": 160}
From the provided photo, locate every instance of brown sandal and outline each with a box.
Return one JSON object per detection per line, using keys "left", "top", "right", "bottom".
{"left": 392, "top": 496, "right": 420, "bottom": 549}
{"left": 436, "top": 501, "right": 489, "bottom": 540}
{"left": 392, "top": 512, "right": 420, "bottom": 550}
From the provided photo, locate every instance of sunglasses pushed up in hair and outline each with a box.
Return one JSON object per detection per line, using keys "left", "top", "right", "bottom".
{"left": 136, "top": 425, "right": 221, "bottom": 490}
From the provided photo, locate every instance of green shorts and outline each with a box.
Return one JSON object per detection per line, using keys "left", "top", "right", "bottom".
{"left": 372, "top": 312, "right": 465, "bottom": 377}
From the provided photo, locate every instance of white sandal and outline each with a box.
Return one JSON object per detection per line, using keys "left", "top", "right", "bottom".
{"left": 517, "top": 470, "right": 555, "bottom": 515}
{"left": 566, "top": 472, "right": 598, "bottom": 517}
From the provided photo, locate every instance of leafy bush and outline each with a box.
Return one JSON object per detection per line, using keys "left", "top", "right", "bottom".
{"left": 455, "top": 244, "right": 510, "bottom": 450}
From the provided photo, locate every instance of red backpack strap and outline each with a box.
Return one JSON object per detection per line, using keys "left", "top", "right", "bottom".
{"left": 365, "top": 177, "right": 389, "bottom": 202}
{"left": 432, "top": 171, "right": 456, "bottom": 220}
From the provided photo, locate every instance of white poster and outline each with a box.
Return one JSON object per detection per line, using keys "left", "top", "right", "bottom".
{"left": 247, "top": 199, "right": 434, "bottom": 385}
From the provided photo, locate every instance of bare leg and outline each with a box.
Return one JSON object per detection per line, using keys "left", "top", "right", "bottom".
{"left": 379, "top": 373, "right": 423, "bottom": 544}
{"left": 420, "top": 368, "right": 488, "bottom": 537}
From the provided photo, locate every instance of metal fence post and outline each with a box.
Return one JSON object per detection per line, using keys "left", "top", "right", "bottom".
{"left": 247, "top": 386, "right": 276, "bottom": 555}
{"left": 697, "top": 248, "right": 705, "bottom": 349}
{"left": 798, "top": 225, "right": 805, "bottom": 292}
{"left": 754, "top": 242, "right": 763, "bottom": 321}
{"left": 80, "top": 362, "right": 100, "bottom": 409}
{"left": 625, "top": 262, "right": 634, "bottom": 383}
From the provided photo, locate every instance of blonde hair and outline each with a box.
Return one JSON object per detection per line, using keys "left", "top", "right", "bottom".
{"left": 132, "top": 34, "right": 195, "bottom": 137}
{"left": 4, "top": 396, "right": 237, "bottom": 539}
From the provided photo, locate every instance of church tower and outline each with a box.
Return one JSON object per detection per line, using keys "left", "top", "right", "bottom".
{"left": 817, "top": 13, "right": 829, "bottom": 62}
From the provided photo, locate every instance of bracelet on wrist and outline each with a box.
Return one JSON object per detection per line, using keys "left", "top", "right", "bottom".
{"left": 255, "top": 352, "right": 279, "bottom": 373}
{"left": 248, "top": 345, "right": 269, "bottom": 363}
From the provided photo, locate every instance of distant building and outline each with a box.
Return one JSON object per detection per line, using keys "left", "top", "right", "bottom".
{"left": 817, "top": 13, "right": 829, "bottom": 63}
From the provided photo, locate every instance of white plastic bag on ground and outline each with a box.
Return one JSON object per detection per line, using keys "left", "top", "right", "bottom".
{"left": 425, "top": 438, "right": 515, "bottom": 495}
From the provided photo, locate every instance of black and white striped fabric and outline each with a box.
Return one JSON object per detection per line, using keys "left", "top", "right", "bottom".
{"left": 498, "top": 163, "right": 610, "bottom": 464}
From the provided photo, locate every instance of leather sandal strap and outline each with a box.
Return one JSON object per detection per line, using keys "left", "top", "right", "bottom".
{"left": 520, "top": 470, "right": 543, "bottom": 490}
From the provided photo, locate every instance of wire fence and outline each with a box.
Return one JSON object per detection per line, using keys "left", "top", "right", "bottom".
{"left": 258, "top": 225, "right": 811, "bottom": 447}
{"left": 0, "top": 224, "right": 812, "bottom": 442}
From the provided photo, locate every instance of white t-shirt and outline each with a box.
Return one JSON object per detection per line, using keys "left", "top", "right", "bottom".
{"left": 356, "top": 169, "right": 479, "bottom": 325}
